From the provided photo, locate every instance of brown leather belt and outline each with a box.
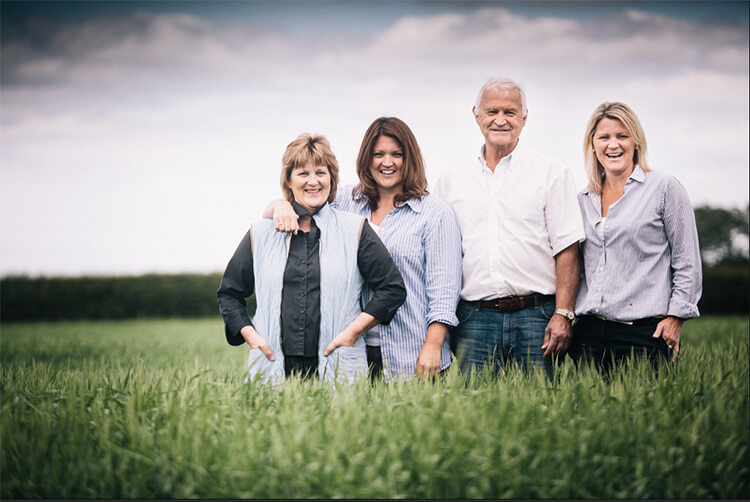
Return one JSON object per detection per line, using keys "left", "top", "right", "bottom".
{"left": 478, "top": 294, "right": 555, "bottom": 313}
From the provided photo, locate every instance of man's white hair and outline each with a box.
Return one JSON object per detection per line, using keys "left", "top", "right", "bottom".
{"left": 473, "top": 77, "right": 528, "bottom": 118}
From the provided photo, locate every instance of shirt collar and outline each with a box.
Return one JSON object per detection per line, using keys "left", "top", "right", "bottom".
{"left": 351, "top": 185, "right": 424, "bottom": 213}
{"left": 291, "top": 199, "right": 326, "bottom": 217}
{"left": 628, "top": 164, "right": 646, "bottom": 184}
{"left": 401, "top": 194, "right": 425, "bottom": 213}
{"left": 477, "top": 141, "right": 520, "bottom": 173}
{"left": 582, "top": 164, "right": 646, "bottom": 196}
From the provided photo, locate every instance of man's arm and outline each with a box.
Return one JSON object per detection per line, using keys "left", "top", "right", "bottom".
{"left": 541, "top": 242, "right": 580, "bottom": 357}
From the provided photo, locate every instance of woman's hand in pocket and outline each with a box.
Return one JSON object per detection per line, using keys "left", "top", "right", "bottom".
{"left": 240, "top": 325, "right": 275, "bottom": 361}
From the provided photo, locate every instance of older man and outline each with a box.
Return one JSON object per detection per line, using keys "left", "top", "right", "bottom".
{"left": 433, "top": 77, "right": 585, "bottom": 376}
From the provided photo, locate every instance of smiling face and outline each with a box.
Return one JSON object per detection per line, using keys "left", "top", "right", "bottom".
{"left": 369, "top": 135, "right": 404, "bottom": 196}
{"left": 286, "top": 162, "right": 331, "bottom": 212}
{"left": 474, "top": 87, "right": 527, "bottom": 154}
{"left": 592, "top": 117, "right": 636, "bottom": 179}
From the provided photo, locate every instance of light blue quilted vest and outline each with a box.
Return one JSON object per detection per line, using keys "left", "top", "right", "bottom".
{"left": 248, "top": 203, "right": 368, "bottom": 385}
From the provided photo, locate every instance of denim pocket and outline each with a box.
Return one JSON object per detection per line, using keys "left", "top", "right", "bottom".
{"left": 537, "top": 299, "right": 555, "bottom": 320}
{"left": 456, "top": 302, "right": 475, "bottom": 324}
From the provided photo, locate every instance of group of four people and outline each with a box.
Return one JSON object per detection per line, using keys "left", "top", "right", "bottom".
{"left": 217, "top": 76, "right": 702, "bottom": 384}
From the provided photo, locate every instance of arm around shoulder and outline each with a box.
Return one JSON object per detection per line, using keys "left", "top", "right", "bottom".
{"left": 262, "top": 199, "right": 299, "bottom": 234}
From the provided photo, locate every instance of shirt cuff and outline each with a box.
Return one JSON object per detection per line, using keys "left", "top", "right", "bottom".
{"left": 667, "top": 297, "right": 700, "bottom": 320}
{"left": 363, "top": 303, "right": 397, "bottom": 326}
{"left": 225, "top": 316, "right": 253, "bottom": 346}
{"left": 426, "top": 312, "right": 459, "bottom": 328}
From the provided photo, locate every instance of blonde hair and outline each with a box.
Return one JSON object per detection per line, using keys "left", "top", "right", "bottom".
{"left": 280, "top": 133, "right": 339, "bottom": 204}
{"left": 583, "top": 101, "right": 650, "bottom": 195}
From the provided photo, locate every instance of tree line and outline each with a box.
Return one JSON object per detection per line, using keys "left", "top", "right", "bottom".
{"left": 1, "top": 206, "right": 747, "bottom": 321}
{"left": 0, "top": 273, "right": 253, "bottom": 321}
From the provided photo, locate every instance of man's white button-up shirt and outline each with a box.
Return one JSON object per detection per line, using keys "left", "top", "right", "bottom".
{"left": 433, "top": 143, "right": 585, "bottom": 302}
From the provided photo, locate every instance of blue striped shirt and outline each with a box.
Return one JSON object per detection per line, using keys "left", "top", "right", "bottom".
{"left": 575, "top": 166, "right": 702, "bottom": 321}
{"left": 334, "top": 185, "right": 462, "bottom": 379}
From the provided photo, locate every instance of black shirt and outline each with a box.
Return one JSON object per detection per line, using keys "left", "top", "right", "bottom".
{"left": 217, "top": 202, "right": 406, "bottom": 349}
{"left": 281, "top": 202, "right": 322, "bottom": 356}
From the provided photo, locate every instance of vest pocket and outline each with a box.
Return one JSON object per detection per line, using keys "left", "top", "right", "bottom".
{"left": 247, "top": 348, "right": 276, "bottom": 381}
{"left": 322, "top": 345, "right": 367, "bottom": 381}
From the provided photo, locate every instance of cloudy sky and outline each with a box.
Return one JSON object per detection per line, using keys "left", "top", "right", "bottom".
{"left": 1, "top": 1, "right": 748, "bottom": 277}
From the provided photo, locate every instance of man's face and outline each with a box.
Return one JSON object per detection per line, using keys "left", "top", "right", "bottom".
{"left": 474, "top": 87, "right": 527, "bottom": 152}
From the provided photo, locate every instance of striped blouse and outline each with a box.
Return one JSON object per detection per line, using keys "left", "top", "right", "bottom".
{"left": 334, "top": 185, "right": 462, "bottom": 379}
{"left": 575, "top": 166, "right": 702, "bottom": 321}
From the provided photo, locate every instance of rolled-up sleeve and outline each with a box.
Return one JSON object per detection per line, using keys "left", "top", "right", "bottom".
{"left": 546, "top": 165, "right": 586, "bottom": 256}
{"left": 217, "top": 229, "right": 255, "bottom": 346}
{"left": 356, "top": 221, "right": 406, "bottom": 324}
{"left": 424, "top": 205, "right": 462, "bottom": 327}
{"left": 663, "top": 178, "right": 703, "bottom": 319}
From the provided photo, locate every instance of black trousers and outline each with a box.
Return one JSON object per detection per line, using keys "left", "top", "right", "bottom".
{"left": 570, "top": 315, "right": 673, "bottom": 373}
{"left": 284, "top": 355, "right": 318, "bottom": 379}
{"left": 367, "top": 345, "right": 383, "bottom": 382}
{"left": 367, "top": 345, "right": 449, "bottom": 381}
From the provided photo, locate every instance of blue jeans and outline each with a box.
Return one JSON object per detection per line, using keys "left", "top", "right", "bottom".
{"left": 453, "top": 297, "right": 555, "bottom": 377}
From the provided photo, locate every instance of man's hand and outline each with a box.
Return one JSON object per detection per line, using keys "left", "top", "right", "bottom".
{"left": 652, "top": 316, "right": 684, "bottom": 362}
{"left": 545, "top": 241, "right": 579, "bottom": 359}
{"left": 541, "top": 314, "right": 572, "bottom": 358}
{"left": 240, "top": 325, "right": 275, "bottom": 361}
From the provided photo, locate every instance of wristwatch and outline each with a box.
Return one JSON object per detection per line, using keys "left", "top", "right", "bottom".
{"left": 554, "top": 308, "right": 575, "bottom": 324}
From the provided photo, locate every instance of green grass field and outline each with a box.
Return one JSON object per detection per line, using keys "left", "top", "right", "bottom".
{"left": 1, "top": 316, "right": 748, "bottom": 499}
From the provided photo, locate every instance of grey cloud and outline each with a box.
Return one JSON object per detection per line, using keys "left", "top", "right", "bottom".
{"left": 355, "top": 7, "right": 748, "bottom": 77}
{"left": 3, "top": 6, "right": 747, "bottom": 93}
{"left": 1, "top": 10, "right": 294, "bottom": 88}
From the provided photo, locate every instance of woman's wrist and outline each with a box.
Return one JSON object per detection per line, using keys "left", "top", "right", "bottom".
{"left": 667, "top": 315, "right": 685, "bottom": 326}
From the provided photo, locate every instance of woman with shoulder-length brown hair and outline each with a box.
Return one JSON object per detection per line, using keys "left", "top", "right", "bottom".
{"left": 571, "top": 101, "right": 702, "bottom": 373}
{"left": 267, "top": 118, "right": 462, "bottom": 381}
{"left": 353, "top": 117, "right": 428, "bottom": 211}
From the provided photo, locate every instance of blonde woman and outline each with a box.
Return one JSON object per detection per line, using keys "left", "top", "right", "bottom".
{"left": 572, "top": 102, "right": 702, "bottom": 371}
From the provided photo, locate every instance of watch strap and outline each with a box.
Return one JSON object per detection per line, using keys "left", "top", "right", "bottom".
{"left": 554, "top": 308, "right": 575, "bottom": 323}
